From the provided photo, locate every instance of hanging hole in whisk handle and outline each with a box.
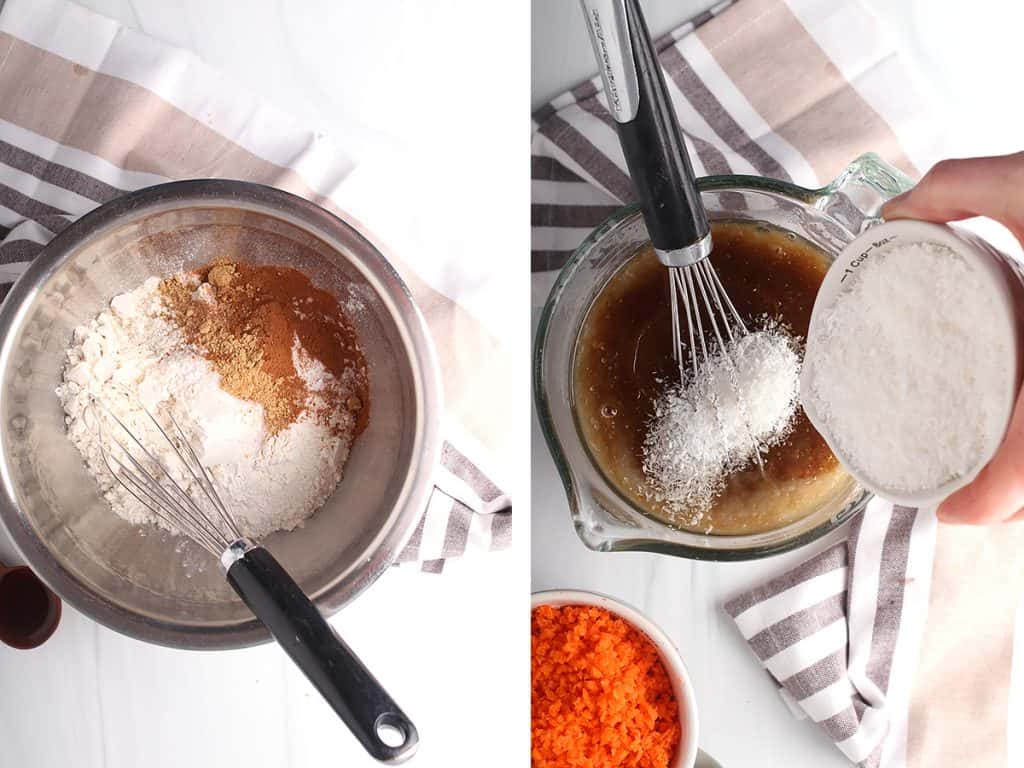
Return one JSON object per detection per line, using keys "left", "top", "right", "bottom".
{"left": 375, "top": 712, "right": 415, "bottom": 751}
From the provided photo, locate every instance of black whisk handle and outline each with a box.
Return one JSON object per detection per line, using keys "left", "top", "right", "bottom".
{"left": 226, "top": 545, "right": 417, "bottom": 764}
{"left": 581, "top": 0, "right": 709, "bottom": 260}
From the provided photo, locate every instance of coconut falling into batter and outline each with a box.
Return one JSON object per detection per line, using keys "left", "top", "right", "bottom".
{"left": 573, "top": 221, "right": 853, "bottom": 535}
{"left": 641, "top": 324, "right": 801, "bottom": 516}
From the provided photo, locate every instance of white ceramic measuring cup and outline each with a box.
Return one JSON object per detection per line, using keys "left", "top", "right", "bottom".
{"left": 801, "top": 219, "right": 1024, "bottom": 507}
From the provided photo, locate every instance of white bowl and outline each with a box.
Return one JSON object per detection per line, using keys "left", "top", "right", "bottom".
{"left": 801, "top": 219, "right": 1024, "bottom": 507}
{"left": 531, "top": 589, "right": 700, "bottom": 768}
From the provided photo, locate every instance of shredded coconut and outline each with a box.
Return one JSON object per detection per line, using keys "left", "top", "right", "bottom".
{"left": 804, "top": 240, "right": 1011, "bottom": 493}
{"left": 641, "top": 324, "right": 801, "bottom": 519}
{"left": 56, "top": 277, "right": 356, "bottom": 541}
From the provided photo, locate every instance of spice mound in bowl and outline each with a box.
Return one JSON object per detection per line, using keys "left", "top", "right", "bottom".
{"left": 56, "top": 260, "right": 369, "bottom": 541}
{"left": 532, "top": 603, "right": 682, "bottom": 768}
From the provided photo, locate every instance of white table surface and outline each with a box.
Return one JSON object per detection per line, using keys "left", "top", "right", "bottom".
{"left": 0, "top": 2, "right": 529, "bottom": 768}
{"left": 532, "top": 3, "right": 1024, "bottom": 768}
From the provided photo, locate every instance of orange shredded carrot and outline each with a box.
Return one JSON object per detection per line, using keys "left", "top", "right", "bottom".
{"left": 531, "top": 604, "right": 682, "bottom": 768}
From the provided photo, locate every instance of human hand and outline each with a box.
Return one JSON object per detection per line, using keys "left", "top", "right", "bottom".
{"left": 882, "top": 153, "right": 1024, "bottom": 524}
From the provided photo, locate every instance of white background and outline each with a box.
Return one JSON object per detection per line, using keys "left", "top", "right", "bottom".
{"left": 0, "top": 2, "right": 530, "bottom": 768}
{"left": 532, "top": 1, "right": 1024, "bottom": 767}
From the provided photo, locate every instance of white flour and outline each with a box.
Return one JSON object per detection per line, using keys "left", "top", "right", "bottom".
{"left": 641, "top": 325, "right": 800, "bottom": 518}
{"left": 804, "top": 240, "right": 1011, "bottom": 493}
{"left": 56, "top": 277, "right": 354, "bottom": 541}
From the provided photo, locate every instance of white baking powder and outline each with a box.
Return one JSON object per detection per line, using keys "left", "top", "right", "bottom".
{"left": 56, "top": 277, "right": 355, "bottom": 541}
{"left": 641, "top": 325, "right": 800, "bottom": 517}
{"left": 804, "top": 240, "right": 1011, "bottom": 493}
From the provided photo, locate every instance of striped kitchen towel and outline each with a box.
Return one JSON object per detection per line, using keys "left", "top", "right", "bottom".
{"left": 0, "top": 0, "right": 510, "bottom": 570}
{"left": 725, "top": 500, "right": 938, "bottom": 767}
{"left": 530, "top": 0, "right": 941, "bottom": 274}
{"left": 725, "top": 501, "right": 1024, "bottom": 768}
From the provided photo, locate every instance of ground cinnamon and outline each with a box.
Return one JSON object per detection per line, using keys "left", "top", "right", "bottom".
{"left": 159, "top": 262, "right": 369, "bottom": 436}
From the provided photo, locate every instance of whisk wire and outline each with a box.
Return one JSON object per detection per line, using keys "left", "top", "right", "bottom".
{"left": 156, "top": 409, "right": 242, "bottom": 542}
{"left": 670, "top": 269, "right": 694, "bottom": 385}
{"left": 691, "top": 261, "right": 729, "bottom": 353}
{"left": 93, "top": 402, "right": 238, "bottom": 555}
{"left": 704, "top": 260, "right": 747, "bottom": 334}
{"left": 667, "top": 259, "right": 766, "bottom": 474}
{"left": 682, "top": 268, "right": 709, "bottom": 368}
{"left": 669, "top": 271, "right": 681, "bottom": 364}
{"left": 106, "top": 450, "right": 225, "bottom": 555}
{"left": 101, "top": 441, "right": 225, "bottom": 555}
{"left": 676, "top": 270, "right": 697, "bottom": 378}
{"left": 100, "top": 408, "right": 216, "bottom": 528}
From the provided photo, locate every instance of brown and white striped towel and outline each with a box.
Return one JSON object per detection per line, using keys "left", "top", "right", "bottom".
{"left": 533, "top": 1, "right": 1024, "bottom": 765}
{"left": 530, "top": 0, "right": 940, "bottom": 274}
{"left": 725, "top": 500, "right": 938, "bottom": 767}
{"left": 726, "top": 502, "right": 1024, "bottom": 768}
{"left": 0, "top": 0, "right": 510, "bottom": 571}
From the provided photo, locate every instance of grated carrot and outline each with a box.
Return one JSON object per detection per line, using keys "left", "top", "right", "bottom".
{"left": 531, "top": 604, "right": 682, "bottom": 768}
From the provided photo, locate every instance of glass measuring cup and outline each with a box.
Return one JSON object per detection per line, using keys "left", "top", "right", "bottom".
{"left": 534, "top": 153, "right": 915, "bottom": 560}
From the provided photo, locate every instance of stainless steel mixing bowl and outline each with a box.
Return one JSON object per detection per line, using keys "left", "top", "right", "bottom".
{"left": 0, "top": 180, "right": 442, "bottom": 649}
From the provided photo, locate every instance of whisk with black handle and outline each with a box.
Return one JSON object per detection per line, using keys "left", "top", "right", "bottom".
{"left": 91, "top": 402, "right": 417, "bottom": 765}
{"left": 580, "top": 0, "right": 763, "bottom": 468}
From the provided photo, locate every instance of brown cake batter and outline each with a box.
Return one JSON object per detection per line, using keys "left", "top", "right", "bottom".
{"left": 573, "top": 220, "right": 854, "bottom": 534}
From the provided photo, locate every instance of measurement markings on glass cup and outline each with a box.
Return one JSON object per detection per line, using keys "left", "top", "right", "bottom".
{"left": 840, "top": 236, "right": 896, "bottom": 283}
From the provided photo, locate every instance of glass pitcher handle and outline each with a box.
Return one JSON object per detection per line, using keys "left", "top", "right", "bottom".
{"left": 814, "top": 152, "right": 916, "bottom": 234}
